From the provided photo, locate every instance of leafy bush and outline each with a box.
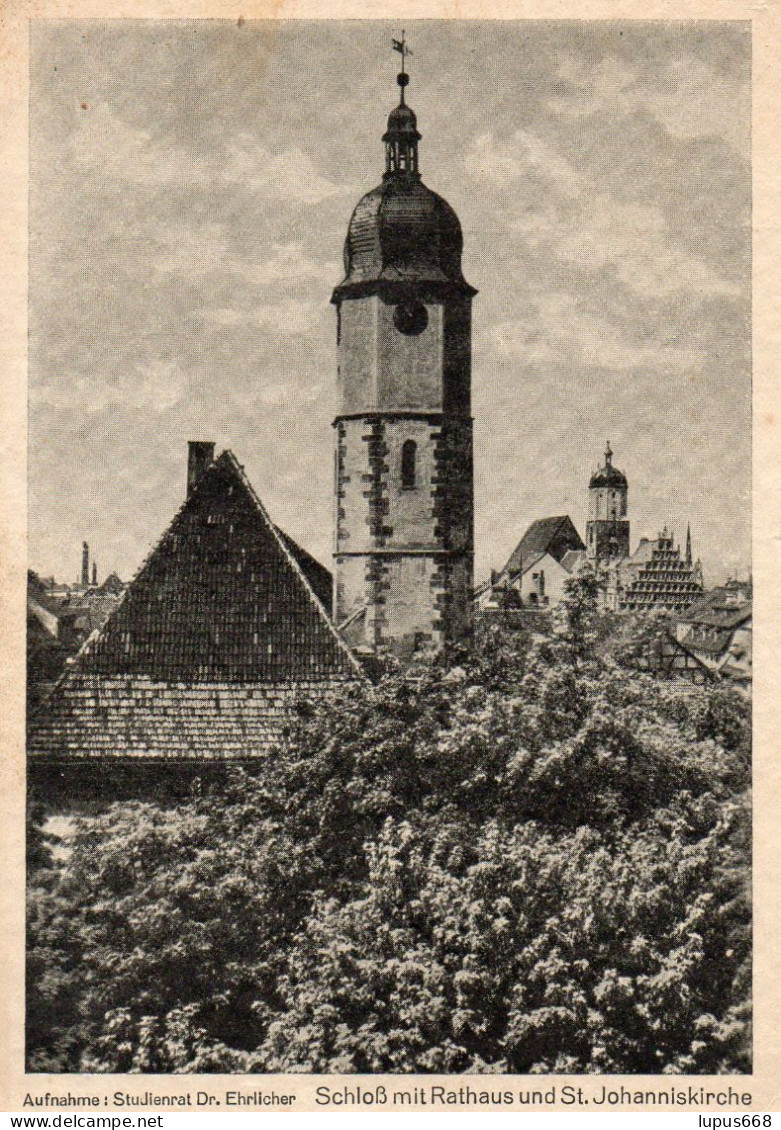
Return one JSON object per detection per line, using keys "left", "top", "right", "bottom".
{"left": 27, "top": 575, "right": 751, "bottom": 1074}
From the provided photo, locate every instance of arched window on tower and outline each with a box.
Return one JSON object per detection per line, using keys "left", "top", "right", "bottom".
{"left": 401, "top": 439, "right": 417, "bottom": 490}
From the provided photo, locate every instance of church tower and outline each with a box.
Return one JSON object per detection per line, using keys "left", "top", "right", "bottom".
{"left": 586, "top": 442, "right": 630, "bottom": 563}
{"left": 332, "top": 48, "right": 476, "bottom": 656}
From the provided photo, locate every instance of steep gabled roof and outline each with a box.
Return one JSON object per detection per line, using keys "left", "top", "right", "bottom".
{"left": 29, "top": 452, "right": 360, "bottom": 763}
{"left": 71, "top": 450, "right": 358, "bottom": 683}
{"left": 502, "top": 516, "right": 586, "bottom": 576}
{"left": 274, "top": 527, "right": 333, "bottom": 614}
{"left": 28, "top": 570, "right": 67, "bottom": 618}
{"left": 97, "top": 571, "right": 125, "bottom": 596}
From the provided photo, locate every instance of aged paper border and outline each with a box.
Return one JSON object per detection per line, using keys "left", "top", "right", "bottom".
{"left": 2, "top": 0, "right": 779, "bottom": 1112}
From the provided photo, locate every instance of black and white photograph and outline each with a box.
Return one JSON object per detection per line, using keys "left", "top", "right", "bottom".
{"left": 22, "top": 17, "right": 754, "bottom": 1088}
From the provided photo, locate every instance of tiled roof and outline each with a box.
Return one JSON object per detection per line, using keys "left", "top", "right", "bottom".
{"left": 28, "top": 675, "right": 328, "bottom": 761}
{"left": 28, "top": 571, "right": 70, "bottom": 618}
{"left": 678, "top": 588, "right": 752, "bottom": 630}
{"left": 85, "top": 594, "right": 123, "bottom": 632}
{"left": 29, "top": 451, "right": 360, "bottom": 763}
{"left": 72, "top": 451, "right": 357, "bottom": 682}
{"left": 274, "top": 527, "right": 333, "bottom": 614}
{"left": 97, "top": 571, "right": 125, "bottom": 596}
{"left": 503, "top": 516, "right": 585, "bottom": 576}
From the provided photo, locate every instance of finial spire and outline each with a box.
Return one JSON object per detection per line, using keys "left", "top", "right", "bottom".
{"left": 605, "top": 440, "right": 613, "bottom": 468}
{"left": 383, "top": 35, "right": 421, "bottom": 178}
{"left": 686, "top": 522, "right": 692, "bottom": 566}
{"left": 392, "top": 31, "right": 412, "bottom": 104}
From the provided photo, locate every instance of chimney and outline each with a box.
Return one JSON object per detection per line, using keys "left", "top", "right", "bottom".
{"left": 81, "top": 541, "right": 89, "bottom": 587}
{"left": 187, "top": 441, "right": 215, "bottom": 497}
{"left": 92, "top": 561, "right": 98, "bottom": 586}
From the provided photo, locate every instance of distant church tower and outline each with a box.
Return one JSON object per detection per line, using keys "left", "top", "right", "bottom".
{"left": 332, "top": 45, "right": 476, "bottom": 656}
{"left": 586, "top": 442, "right": 630, "bottom": 562}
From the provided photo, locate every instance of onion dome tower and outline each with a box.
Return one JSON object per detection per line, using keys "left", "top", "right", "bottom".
{"left": 586, "top": 442, "right": 630, "bottom": 563}
{"left": 332, "top": 43, "right": 476, "bottom": 656}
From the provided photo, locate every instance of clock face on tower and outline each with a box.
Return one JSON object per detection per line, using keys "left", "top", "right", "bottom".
{"left": 393, "top": 301, "right": 428, "bottom": 336}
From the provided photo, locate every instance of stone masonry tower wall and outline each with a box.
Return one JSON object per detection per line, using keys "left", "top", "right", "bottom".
{"left": 586, "top": 442, "right": 631, "bottom": 563}
{"left": 332, "top": 66, "right": 475, "bottom": 657}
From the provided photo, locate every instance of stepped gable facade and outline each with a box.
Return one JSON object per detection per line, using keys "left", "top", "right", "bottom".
{"left": 477, "top": 447, "right": 705, "bottom": 615}
{"left": 28, "top": 446, "right": 360, "bottom": 770}
{"left": 618, "top": 527, "right": 704, "bottom": 613}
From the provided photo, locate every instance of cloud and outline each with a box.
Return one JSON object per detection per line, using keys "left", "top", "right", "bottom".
{"left": 512, "top": 195, "right": 742, "bottom": 301}
{"left": 152, "top": 222, "right": 234, "bottom": 278}
{"left": 30, "top": 358, "right": 189, "bottom": 416}
{"left": 465, "top": 130, "right": 741, "bottom": 303}
{"left": 237, "top": 243, "right": 330, "bottom": 288}
{"left": 479, "top": 316, "right": 563, "bottom": 370}
{"left": 547, "top": 55, "right": 639, "bottom": 120}
{"left": 221, "top": 132, "right": 348, "bottom": 204}
{"left": 153, "top": 227, "right": 330, "bottom": 291}
{"left": 132, "top": 360, "right": 190, "bottom": 412}
{"left": 69, "top": 102, "right": 182, "bottom": 186}
{"left": 465, "top": 129, "right": 581, "bottom": 199}
{"left": 480, "top": 293, "right": 705, "bottom": 373}
{"left": 647, "top": 57, "right": 749, "bottom": 157}
{"left": 197, "top": 297, "right": 325, "bottom": 337}
{"left": 547, "top": 53, "right": 749, "bottom": 158}
{"left": 68, "top": 104, "right": 347, "bottom": 204}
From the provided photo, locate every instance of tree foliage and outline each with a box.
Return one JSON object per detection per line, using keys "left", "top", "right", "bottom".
{"left": 27, "top": 575, "right": 751, "bottom": 1074}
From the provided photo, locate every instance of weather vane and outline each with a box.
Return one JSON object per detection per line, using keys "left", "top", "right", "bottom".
{"left": 392, "top": 30, "right": 412, "bottom": 72}
{"left": 392, "top": 31, "right": 412, "bottom": 100}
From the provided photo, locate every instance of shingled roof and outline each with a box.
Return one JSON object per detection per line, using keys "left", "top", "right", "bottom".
{"left": 29, "top": 450, "right": 360, "bottom": 764}
{"left": 502, "top": 516, "right": 586, "bottom": 576}
{"left": 677, "top": 586, "right": 752, "bottom": 631}
{"left": 74, "top": 451, "right": 354, "bottom": 682}
{"left": 274, "top": 527, "right": 333, "bottom": 614}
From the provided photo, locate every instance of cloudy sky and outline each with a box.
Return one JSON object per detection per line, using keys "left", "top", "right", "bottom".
{"left": 29, "top": 20, "right": 751, "bottom": 587}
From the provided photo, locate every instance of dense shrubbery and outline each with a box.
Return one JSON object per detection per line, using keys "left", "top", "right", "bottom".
{"left": 27, "top": 576, "right": 751, "bottom": 1073}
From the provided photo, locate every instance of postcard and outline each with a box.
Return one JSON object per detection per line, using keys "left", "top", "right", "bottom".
{"left": 2, "top": 3, "right": 778, "bottom": 1114}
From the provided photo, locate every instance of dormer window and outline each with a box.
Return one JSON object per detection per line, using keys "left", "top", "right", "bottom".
{"left": 401, "top": 439, "right": 417, "bottom": 490}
